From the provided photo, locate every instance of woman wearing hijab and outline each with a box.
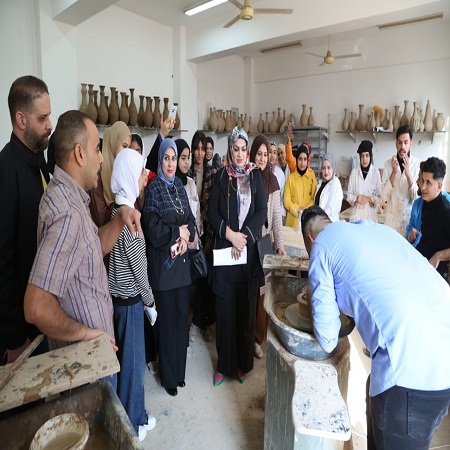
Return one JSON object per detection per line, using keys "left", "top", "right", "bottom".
{"left": 284, "top": 143, "right": 317, "bottom": 229}
{"left": 108, "top": 149, "right": 156, "bottom": 441}
{"left": 314, "top": 153, "right": 343, "bottom": 222}
{"left": 250, "top": 135, "right": 286, "bottom": 359}
{"left": 346, "top": 140, "right": 382, "bottom": 222}
{"left": 142, "top": 139, "right": 195, "bottom": 397}
{"left": 209, "top": 127, "right": 267, "bottom": 386}
{"left": 90, "top": 121, "right": 131, "bottom": 227}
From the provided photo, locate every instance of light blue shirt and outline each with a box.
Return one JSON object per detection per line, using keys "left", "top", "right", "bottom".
{"left": 309, "top": 220, "right": 450, "bottom": 396}
{"left": 406, "top": 192, "right": 450, "bottom": 247}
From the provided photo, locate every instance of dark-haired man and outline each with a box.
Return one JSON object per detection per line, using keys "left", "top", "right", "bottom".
{"left": 414, "top": 157, "right": 450, "bottom": 278}
{"left": 0, "top": 76, "right": 52, "bottom": 363}
{"left": 300, "top": 205, "right": 450, "bottom": 450}
{"left": 381, "top": 125, "right": 420, "bottom": 236}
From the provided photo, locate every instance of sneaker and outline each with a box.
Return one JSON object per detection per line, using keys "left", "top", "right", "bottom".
{"left": 143, "top": 414, "right": 156, "bottom": 431}
{"left": 189, "top": 324, "right": 200, "bottom": 342}
{"left": 147, "top": 361, "right": 159, "bottom": 375}
{"left": 138, "top": 426, "right": 147, "bottom": 442}
{"left": 254, "top": 343, "right": 264, "bottom": 359}
{"left": 203, "top": 326, "right": 214, "bottom": 342}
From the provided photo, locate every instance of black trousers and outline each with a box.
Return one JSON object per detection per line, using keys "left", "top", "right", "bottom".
{"left": 215, "top": 277, "right": 258, "bottom": 377}
{"left": 154, "top": 285, "right": 190, "bottom": 389}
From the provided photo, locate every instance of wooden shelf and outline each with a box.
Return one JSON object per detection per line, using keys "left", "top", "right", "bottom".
{"left": 336, "top": 130, "right": 446, "bottom": 144}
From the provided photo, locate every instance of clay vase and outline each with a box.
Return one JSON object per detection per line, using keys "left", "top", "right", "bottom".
{"left": 270, "top": 111, "right": 278, "bottom": 133}
{"left": 108, "top": 87, "right": 119, "bottom": 125}
{"left": 162, "top": 97, "right": 169, "bottom": 121}
{"left": 435, "top": 113, "right": 445, "bottom": 132}
{"left": 410, "top": 102, "right": 420, "bottom": 132}
{"left": 393, "top": 105, "right": 400, "bottom": 132}
{"left": 128, "top": 88, "right": 138, "bottom": 127}
{"left": 104, "top": 96, "right": 109, "bottom": 113}
{"left": 366, "top": 114, "right": 372, "bottom": 132}
{"left": 153, "top": 96, "right": 161, "bottom": 128}
{"left": 85, "top": 86, "right": 97, "bottom": 124}
{"left": 387, "top": 112, "right": 394, "bottom": 132}
{"left": 174, "top": 102, "right": 180, "bottom": 130}
{"left": 307, "top": 107, "right": 315, "bottom": 126}
{"left": 207, "top": 108, "right": 214, "bottom": 130}
{"left": 218, "top": 110, "right": 225, "bottom": 132}
{"left": 225, "top": 111, "right": 233, "bottom": 132}
{"left": 137, "top": 95, "right": 145, "bottom": 127}
{"left": 93, "top": 90, "right": 99, "bottom": 119}
{"left": 119, "top": 92, "right": 129, "bottom": 125}
{"left": 279, "top": 110, "right": 287, "bottom": 133}
{"left": 349, "top": 111, "right": 356, "bottom": 132}
{"left": 355, "top": 105, "right": 365, "bottom": 131}
{"left": 144, "top": 96, "right": 153, "bottom": 128}
{"left": 97, "top": 85, "right": 108, "bottom": 125}
{"left": 209, "top": 107, "right": 218, "bottom": 132}
{"left": 257, "top": 114, "right": 263, "bottom": 133}
{"left": 277, "top": 108, "right": 282, "bottom": 129}
{"left": 79, "top": 83, "right": 88, "bottom": 112}
{"left": 263, "top": 113, "right": 270, "bottom": 133}
{"left": 243, "top": 114, "right": 250, "bottom": 133}
{"left": 341, "top": 108, "right": 350, "bottom": 132}
{"left": 400, "top": 100, "right": 410, "bottom": 126}
{"left": 382, "top": 108, "right": 389, "bottom": 129}
{"left": 249, "top": 116, "right": 254, "bottom": 135}
{"left": 424, "top": 100, "right": 433, "bottom": 132}
{"left": 237, "top": 114, "right": 243, "bottom": 128}
{"left": 369, "top": 111, "right": 376, "bottom": 131}
{"left": 300, "top": 104, "right": 308, "bottom": 126}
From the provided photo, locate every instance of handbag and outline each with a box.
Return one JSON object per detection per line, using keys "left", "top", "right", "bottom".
{"left": 256, "top": 233, "right": 274, "bottom": 276}
{"left": 188, "top": 225, "right": 208, "bottom": 278}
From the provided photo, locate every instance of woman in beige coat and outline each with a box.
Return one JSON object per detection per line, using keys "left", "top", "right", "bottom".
{"left": 250, "top": 135, "right": 286, "bottom": 359}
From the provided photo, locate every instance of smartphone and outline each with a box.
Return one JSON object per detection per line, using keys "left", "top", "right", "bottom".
{"left": 287, "top": 121, "right": 293, "bottom": 136}
{"left": 168, "top": 105, "right": 177, "bottom": 125}
{"left": 170, "top": 242, "right": 180, "bottom": 259}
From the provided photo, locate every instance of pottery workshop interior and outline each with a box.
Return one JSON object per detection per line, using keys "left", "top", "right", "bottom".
{"left": 0, "top": 1, "right": 450, "bottom": 449}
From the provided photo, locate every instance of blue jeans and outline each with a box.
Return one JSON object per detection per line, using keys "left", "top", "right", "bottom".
{"left": 114, "top": 300, "right": 147, "bottom": 432}
{"left": 366, "top": 376, "right": 450, "bottom": 450}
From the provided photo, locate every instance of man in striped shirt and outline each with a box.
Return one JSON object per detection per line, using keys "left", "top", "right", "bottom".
{"left": 24, "top": 110, "right": 141, "bottom": 354}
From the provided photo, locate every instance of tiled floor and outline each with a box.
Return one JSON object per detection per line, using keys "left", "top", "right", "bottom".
{"left": 143, "top": 327, "right": 450, "bottom": 449}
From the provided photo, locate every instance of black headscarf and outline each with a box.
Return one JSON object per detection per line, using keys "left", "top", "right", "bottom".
{"left": 175, "top": 138, "right": 190, "bottom": 186}
{"left": 296, "top": 144, "right": 310, "bottom": 176}
{"left": 357, "top": 140, "right": 373, "bottom": 180}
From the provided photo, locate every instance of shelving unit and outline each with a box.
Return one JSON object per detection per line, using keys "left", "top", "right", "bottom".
{"left": 284, "top": 127, "right": 328, "bottom": 178}
{"left": 336, "top": 130, "right": 446, "bottom": 144}
{"left": 97, "top": 125, "right": 187, "bottom": 137}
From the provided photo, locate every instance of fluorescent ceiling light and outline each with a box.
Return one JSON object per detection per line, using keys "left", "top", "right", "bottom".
{"left": 261, "top": 41, "right": 302, "bottom": 54}
{"left": 185, "top": 0, "right": 227, "bottom": 16}
{"left": 378, "top": 13, "right": 443, "bottom": 30}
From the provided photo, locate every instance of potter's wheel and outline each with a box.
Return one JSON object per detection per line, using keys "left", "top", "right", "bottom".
{"left": 284, "top": 304, "right": 313, "bottom": 333}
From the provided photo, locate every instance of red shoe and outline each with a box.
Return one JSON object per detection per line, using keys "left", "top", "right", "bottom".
{"left": 237, "top": 369, "right": 247, "bottom": 383}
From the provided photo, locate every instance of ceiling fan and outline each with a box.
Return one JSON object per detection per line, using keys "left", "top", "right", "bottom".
{"left": 306, "top": 35, "right": 361, "bottom": 66}
{"left": 223, "top": 0, "right": 293, "bottom": 28}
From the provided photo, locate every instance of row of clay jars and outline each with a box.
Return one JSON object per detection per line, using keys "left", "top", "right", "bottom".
{"left": 207, "top": 108, "right": 243, "bottom": 133}
{"left": 79, "top": 84, "right": 180, "bottom": 129}
{"left": 342, "top": 100, "right": 444, "bottom": 133}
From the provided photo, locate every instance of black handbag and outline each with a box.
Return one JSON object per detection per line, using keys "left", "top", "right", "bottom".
{"left": 256, "top": 233, "right": 274, "bottom": 276}
{"left": 188, "top": 225, "right": 208, "bottom": 278}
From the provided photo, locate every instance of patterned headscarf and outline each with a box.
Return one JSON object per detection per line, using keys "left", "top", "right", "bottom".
{"left": 322, "top": 153, "right": 337, "bottom": 176}
{"left": 226, "top": 126, "right": 255, "bottom": 178}
{"left": 157, "top": 138, "right": 178, "bottom": 188}
{"left": 111, "top": 148, "right": 144, "bottom": 208}
{"left": 101, "top": 121, "right": 131, "bottom": 206}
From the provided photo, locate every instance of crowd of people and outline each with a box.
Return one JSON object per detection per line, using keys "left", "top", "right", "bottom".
{"left": 1, "top": 75, "right": 449, "bottom": 448}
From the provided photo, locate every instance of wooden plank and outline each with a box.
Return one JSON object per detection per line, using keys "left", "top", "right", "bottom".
{"left": 0, "top": 334, "right": 119, "bottom": 413}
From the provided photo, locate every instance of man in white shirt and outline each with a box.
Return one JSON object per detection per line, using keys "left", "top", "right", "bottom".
{"left": 381, "top": 125, "right": 420, "bottom": 236}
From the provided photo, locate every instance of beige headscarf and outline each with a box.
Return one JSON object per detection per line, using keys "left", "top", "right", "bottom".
{"left": 101, "top": 121, "right": 131, "bottom": 206}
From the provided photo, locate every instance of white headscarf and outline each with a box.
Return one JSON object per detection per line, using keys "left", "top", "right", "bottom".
{"left": 111, "top": 148, "right": 144, "bottom": 208}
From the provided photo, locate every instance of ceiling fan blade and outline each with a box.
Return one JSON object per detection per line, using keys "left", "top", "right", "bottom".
{"left": 223, "top": 15, "right": 241, "bottom": 28}
{"left": 306, "top": 52, "right": 324, "bottom": 59}
{"left": 333, "top": 53, "right": 362, "bottom": 60}
{"left": 253, "top": 8, "right": 293, "bottom": 14}
{"left": 228, "top": 0, "right": 244, "bottom": 10}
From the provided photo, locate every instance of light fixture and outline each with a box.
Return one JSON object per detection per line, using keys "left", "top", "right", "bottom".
{"left": 260, "top": 41, "right": 302, "bottom": 54}
{"left": 184, "top": 0, "right": 227, "bottom": 17}
{"left": 378, "top": 13, "right": 443, "bottom": 30}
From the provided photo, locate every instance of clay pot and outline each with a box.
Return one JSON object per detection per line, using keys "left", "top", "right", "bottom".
{"left": 435, "top": 113, "right": 445, "bottom": 132}
{"left": 85, "top": 85, "right": 97, "bottom": 124}
{"left": 393, "top": 105, "right": 400, "bottom": 132}
{"left": 137, "top": 95, "right": 145, "bottom": 127}
{"left": 237, "top": 113, "right": 243, "bottom": 128}
{"left": 349, "top": 111, "right": 356, "bottom": 133}
{"left": 128, "top": 88, "right": 138, "bottom": 127}
{"left": 162, "top": 97, "right": 169, "bottom": 122}
{"left": 424, "top": 100, "right": 433, "bottom": 132}
{"left": 356, "top": 105, "right": 365, "bottom": 131}
{"left": 263, "top": 113, "right": 270, "bottom": 133}
{"left": 174, "top": 102, "right": 180, "bottom": 130}
{"left": 369, "top": 111, "right": 376, "bottom": 130}
{"left": 209, "top": 107, "right": 218, "bottom": 132}
{"left": 276, "top": 108, "right": 282, "bottom": 129}
{"left": 119, "top": 92, "right": 129, "bottom": 125}
{"left": 342, "top": 108, "right": 350, "bottom": 132}
{"left": 225, "top": 110, "right": 233, "bottom": 132}
{"left": 108, "top": 87, "right": 119, "bottom": 125}
{"left": 400, "top": 100, "right": 410, "bottom": 126}
{"left": 93, "top": 90, "right": 99, "bottom": 119}
{"left": 366, "top": 114, "right": 372, "bottom": 132}
{"left": 144, "top": 97, "right": 153, "bottom": 128}
{"left": 270, "top": 111, "right": 278, "bottom": 133}
{"left": 153, "top": 96, "right": 161, "bottom": 128}
{"left": 97, "top": 85, "right": 108, "bottom": 125}
{"left": 300, "top": 104, "right": 308, "bottom": 127}
{"left": 307, "top": 107, "right": 315, "bottom": 126}
{"left": 217, "top": 109, "right": 225, "bottom": 132}
{"left": 249, "top": 116, "right": 254, "bottom": 135}
{"left": 382, "top": 108, "right": 389, "bottom": 130}
{"left": 410, "top": 102, "right": 420, "bottom": 132}
{"left": 243, "top": 114, "right": 250, "bottom": 133}
{"left": 257, "top": 114, "right": 263, "bottom": 133}
{"left": 79, "top": 83, "right": 88, "bottom": 112}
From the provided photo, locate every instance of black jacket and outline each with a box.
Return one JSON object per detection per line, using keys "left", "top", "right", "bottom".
{"left": 209, "top": 167, "right": 267, "bottom": 293}
{"left": 0, "top": 133, "right": 50, "bottom": 349}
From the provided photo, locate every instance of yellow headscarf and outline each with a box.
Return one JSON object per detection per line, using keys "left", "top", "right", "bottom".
{"left": 100, "top": 121, "right": 131, "bottom": 206}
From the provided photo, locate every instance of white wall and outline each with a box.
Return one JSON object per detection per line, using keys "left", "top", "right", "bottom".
{"left": 197, "top": 20, "right": 450, "bottom": 183}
